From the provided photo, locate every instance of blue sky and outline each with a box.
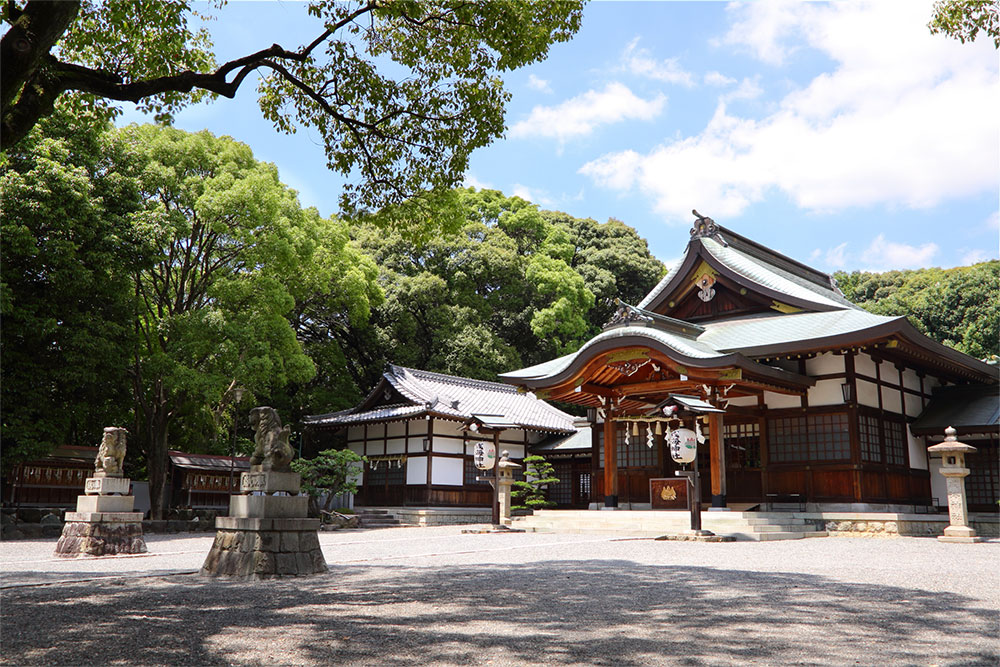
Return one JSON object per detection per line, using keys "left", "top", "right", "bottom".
{"left": 120, "top": 0, "right": 999, "bottom": 273}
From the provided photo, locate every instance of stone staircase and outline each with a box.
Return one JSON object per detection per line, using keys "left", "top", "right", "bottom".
{"left": 512, "top": 510, "right": 827, "bottom": 541}
{"left": 356, "top": 509, "right": 402, "bottom": 529}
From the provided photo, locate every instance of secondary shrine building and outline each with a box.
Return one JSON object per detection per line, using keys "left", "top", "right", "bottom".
{"left": 304, "top": 365, "right": 576, "bottom": 507}
{"left": 500, "top": 216, "right": 998, "bottom": 512}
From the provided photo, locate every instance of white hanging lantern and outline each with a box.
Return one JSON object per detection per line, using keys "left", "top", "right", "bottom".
{"left": 668, "top": 428, "right": 698, "bottom": 464}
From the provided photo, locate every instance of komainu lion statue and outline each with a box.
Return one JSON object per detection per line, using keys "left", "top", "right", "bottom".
{"left": 249, "top": 406, "right": 294, "bottom": 472}
{"left": 95, "top": 427, "right": 127, "bottom": 476}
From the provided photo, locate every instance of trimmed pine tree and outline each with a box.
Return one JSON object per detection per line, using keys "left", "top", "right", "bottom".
{"left": 512, "top": 455, "right": 560, "bottom": 510}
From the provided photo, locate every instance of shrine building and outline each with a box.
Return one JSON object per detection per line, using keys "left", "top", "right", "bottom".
{"left": 304, "top": 365, "right": 575, "bottom": 507}
{"left": 499, "top": 216, "right": 998, "bottom": 512}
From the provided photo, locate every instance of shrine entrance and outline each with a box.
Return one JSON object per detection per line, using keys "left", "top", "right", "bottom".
{"left": 501, "top": 302, "right": 812, "bottom": 509}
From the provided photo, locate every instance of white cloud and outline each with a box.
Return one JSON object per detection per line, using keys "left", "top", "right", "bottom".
{"left": 581, "top": 1, "right": 999, "bottom": 222}
{"left": 825, "top": 242, "right": 848, "bottom": 268}
{"left": 721, "top": 0, "right": 816, "bottom": 66}
{"left": 704, "top": 71, "right": 736, "bottom": 86}
{"left": 463, "top": 174, "right": 493, "bottom": 191}
{"left": 960, "top": 248, "right": 992, "bottom": 265}
{"left": 861, "top": 234, "right": 938, "bottom": 270}
{"left": 986, "top": 211, "right": 1000, "bottom": 230}
{"left": 527, "top": 74, "right": 552, "bottom": 94}
{"left": 510, "top": 82, "right": 666, "bottom": 142}
{"left": 620, "top": 37, "right": 695, "bottom": 87}
{"left": 511, "top": 184, "right": 554, "bottom": 206}
{"left": 721, "top": 77, "right": 763, "bottom": 103}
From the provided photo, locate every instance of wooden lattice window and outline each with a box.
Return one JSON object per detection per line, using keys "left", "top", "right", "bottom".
{"left": 725, "top": 422, "right": 761, "bottom": 469}
{"left": 768, "top": 413, "right": 850, "bottom": 462}
{"left": 883, "top": 419, "right": 906, "bottom": 466}
{"left": 859, "top": 414, "right": 881, "bottom": 463}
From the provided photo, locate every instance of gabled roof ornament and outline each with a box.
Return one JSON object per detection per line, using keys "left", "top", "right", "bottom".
{"left": 605, "top": 298, "right": 654, "bottom": 328}
{"left": 690, "top": 210, "right": 728, "bottom": 247}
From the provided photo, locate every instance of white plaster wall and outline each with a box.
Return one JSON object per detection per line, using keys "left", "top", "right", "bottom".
{"left": 904, "top": 393, "right": 923, "bottom": 418}
{"left": 764, "top": 391, "right": 801, "bottom": 410}
{"left": 807, "top": 379, "right": 845, "bottom": 407}
{"left": 387, "top": 421, "right": 406, "bottom": 437}
{"left": 367, "top": 423, "right": 385, "bottom": 439}
{"left": 724, "top": 396, "right": 757, "bottom": 407}
{"left": 409, "top": 419, "right": 428, "bottom": 435}
{"left": 879, "top": 359, "right": 898, "bottom": 384}
{"left": 881, "top": 385, "right": 903, "bottom": 415}
{"left": 431, "top": 456, "right": 463, "bottom": 485}
{"left": 857, "top": 380, "right": 879, "bottom": 408}
{"left": 434, "top": 420, "right": 465, "bottom": 437}
{"left": 386, "top": 439, "right": 406, "bottom": 455}
{"left": 406, "top": 456, "right": 427, "bottom": 485}
{"left": 347, "top": 442, "right": 365, "bottom": 457}
{"left": 348, "top": 460, "right": 363, "bottom": 485}
{"left": 503, "top": 444, "right": 526, "bottom": 459}
{"left": 433, "top": 437, "right": 465, "bottom": 455}
{"left": 902, "top": 369, "right": 921, "bottom": 391}
{"left": 406, "top": 434, "right": 426, "bottom": 454}
{"left": 855, "top": 353, "right": 877, "bottom": 378}
{"left": 907, "top": 430, "right": 927, "bottom": 470}
{"left": 347, "top": 425, "right": 363, "bottom": 441}
{"left": 805, "top": 353, "right": 844, "bottom": 376}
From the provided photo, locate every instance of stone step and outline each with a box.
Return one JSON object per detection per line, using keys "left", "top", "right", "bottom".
{"left": 746, "top": 517, "right": 806, "bottom": 526}
{"left": 753, "top": 524, "right": 812, "bottom": 532}
{"left": 749, "top": 531, "right": 806, "bottom": 541}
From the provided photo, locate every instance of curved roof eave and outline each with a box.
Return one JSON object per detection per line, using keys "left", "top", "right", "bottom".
{"left": 502, "top": 331, "right": 812, "bottom": 390}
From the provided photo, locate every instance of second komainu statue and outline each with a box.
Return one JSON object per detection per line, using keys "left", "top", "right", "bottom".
{"left": 248, "top": 406, "right": 294, "bottom": 472}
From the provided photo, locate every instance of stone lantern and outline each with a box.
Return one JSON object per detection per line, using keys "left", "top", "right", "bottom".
{"left": 927, "top": 426, "right": 983, "bottom": 543}
{"left": 496, "top": 451, "right": 522, "bottom": 526}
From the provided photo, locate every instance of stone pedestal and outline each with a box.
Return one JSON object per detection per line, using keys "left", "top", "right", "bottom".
{"left": 200, "top": 468, "right": 327, "bottom": 579}
{"left": 54, "top": 477, "right": 147, "bottom": 557}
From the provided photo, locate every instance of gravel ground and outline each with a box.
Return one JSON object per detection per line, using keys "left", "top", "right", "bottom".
{"left": 2, "top": 527, "right": 998, "bottom": 666}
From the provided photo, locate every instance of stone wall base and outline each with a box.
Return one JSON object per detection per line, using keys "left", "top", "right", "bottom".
{"left": 54, "top": 518, "right": 147, "bottom": 557}
{"left": 200, "top": 518, "right": 327, "bottom": 580}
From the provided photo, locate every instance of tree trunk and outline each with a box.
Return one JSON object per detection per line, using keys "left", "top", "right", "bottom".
{"left": 145, "top": 390, "right": 171, "bottom": 520}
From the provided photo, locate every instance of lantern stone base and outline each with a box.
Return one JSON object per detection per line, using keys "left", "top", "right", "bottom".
{"left": 938, "top": 525, "right": 984, "bottom": 543}
{"left": 54, "top": 511, "right": 147, "bottom": 557}
{"left": 200, "top": 517, "right": 327, "bottom": 579}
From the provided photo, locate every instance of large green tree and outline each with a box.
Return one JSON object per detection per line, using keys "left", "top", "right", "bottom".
{"left": 835, "top": 261, "right": 999, "bottom": 359}
{"left": 337, "top": 188, "right": 664, "bottom": 389}
{"left": 122, "top": 124, "right": 381, "bottom": 517}
{"left": 0, "top": 109, "right": 140, "bottom": 469}
{"left": 2, "top": 0, "right": 584, "bottom": 210}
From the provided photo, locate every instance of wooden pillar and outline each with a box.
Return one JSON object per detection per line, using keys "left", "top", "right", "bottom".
{"left": 603, "top": 411, "right": 618, "bottom": 508}
{"left": 709, "top": 412, "right": 726, "bottom": 508}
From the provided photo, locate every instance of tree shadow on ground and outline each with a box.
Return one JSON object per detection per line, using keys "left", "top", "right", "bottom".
{"left": 1, "top": 560, "right": 996, "bottom": 666}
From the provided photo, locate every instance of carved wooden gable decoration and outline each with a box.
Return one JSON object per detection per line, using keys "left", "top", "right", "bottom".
{"left": 640, "top": 212, "right": 842, "bottom": 322}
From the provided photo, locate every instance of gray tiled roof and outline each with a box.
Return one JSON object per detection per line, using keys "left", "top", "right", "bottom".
{"left": 911, "top": 385, "right": 1000, "bottom": 434}
{"left": 699, "top": 309, "right": 900, "bottom": 353}
{"left": 637, "top": 228, "right": 855, "bottom": 311}
{"left": 307, "top": 366, "right": 575, "bottom": 433}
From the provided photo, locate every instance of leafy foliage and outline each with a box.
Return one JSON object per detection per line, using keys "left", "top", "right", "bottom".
{"left": 0, "top": 108, "right": 139, "bottom": 469}
{"left": 928, "top": 0, "right": 999, "bottom": 48}
{"left": 339, "top": 188, "right": 665, "bottom": 389}
{"left": 835, "top": 261, "right": 999, "bottom": 359}
{"left": 292, "top": 448, "right": 364, "bottom": 515}
{"left": 512, "top": 455, "right": 559, "bottom": 510}
{"left": 2, "top": 0, "right": 583, "bottom": 211}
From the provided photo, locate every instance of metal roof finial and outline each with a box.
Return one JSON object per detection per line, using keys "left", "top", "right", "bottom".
{"left": 690, "top": 210, "right": 728, "bottom": 247}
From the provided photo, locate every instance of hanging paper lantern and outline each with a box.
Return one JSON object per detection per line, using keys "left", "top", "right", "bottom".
{"left": 668, "top": 428, "right": 698, "bottom": 463}
{"left": 631, "top": 422, "right": 639, "bottom": 437}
